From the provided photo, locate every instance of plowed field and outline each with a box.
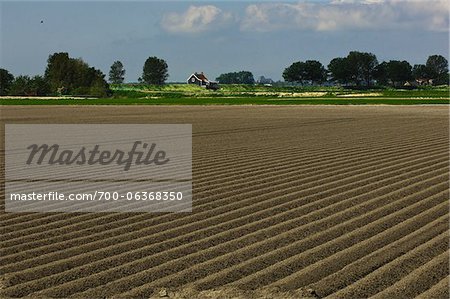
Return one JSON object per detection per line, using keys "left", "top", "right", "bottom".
{"left": 1, "top": 105, "right": 449, "bottom": 298}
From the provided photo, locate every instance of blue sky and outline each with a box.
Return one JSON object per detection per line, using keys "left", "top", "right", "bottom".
{"left": 1, "top": 0, "right": 448, "bottom": 82}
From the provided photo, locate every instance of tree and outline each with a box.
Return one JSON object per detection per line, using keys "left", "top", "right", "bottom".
{"left": 426, "top": 55, "right": 448, "bottom": 85}
{"left": 216, "top": 72, "right": 234, "bottom": 84}
{"left": 346, "top": 51, "right": 378, "bottom": 86}
{"left": 142, "top": 56, "right": 168, "bottom": 85}
{"left": 216, "top": 71, "right": 255, "bottom": 84}
{"left": 374, "top": 62, "right": 388, "bottom": 86}
{"left": 385, "top": 60, "right": 412, "bottom": 87}
{"left": 30, "top": 75, "right": 51, "bottom": 96}
{"left": 8, "top": 75, "right": 51, "bottom": 96}
{"left": 44, "top": 52, "right": 72, "bottom": 92}
{"left": 9, "top": 75, "right": 32, "bottom": 96}
{"left": 283, "top": 62, "right": 305, "bottom": 83}
{"left": 89, "top": 75, "right": 111, "bottom": 97}
{"left": 304, "top": 60, "right": 327, "bottom": 84}
{"left": 109, "top": 61, "right": 125, "bottom": 84}
{"left": 44, "top": 52, "right": 110, "bottom": 96}
{"left": 0, "top": 68, "right": 14, "bottom": 95}
{"left": 237, "top": 71, "right": 255, "bottom": 84}
{"left": 328, "top": 57, "right": 352, "bottom": 84}
{"left": 412, "top": 64, "right": 428, "bottom": 80}
{"left": 283, "top": 61, "right": 326, "bottom": 85}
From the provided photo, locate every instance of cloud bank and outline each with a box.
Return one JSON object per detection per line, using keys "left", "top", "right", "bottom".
{"left": 160, "top": 1, "right": 449, "bottom": 34}
{"left": 241, "top": 0, "right": 449, "bottom": 32}
{"left": 161, "top": 5, "right": 233, "bottom": 34}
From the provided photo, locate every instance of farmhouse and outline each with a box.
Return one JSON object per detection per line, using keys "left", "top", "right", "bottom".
{"left": 403, "top": 78, "right": 434, "bottom": 89}
{"left": 415, "top": 78, "right": 434, "bottom": 86}
{"left": 187, "top": 72, "right": 220, "bottom": 90}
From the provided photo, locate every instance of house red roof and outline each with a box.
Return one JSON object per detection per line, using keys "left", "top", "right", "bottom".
{"left": 194, "top": 73, "right": 208, "bottom": 81}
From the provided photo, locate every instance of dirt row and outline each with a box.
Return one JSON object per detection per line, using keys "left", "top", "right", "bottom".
{"left": 0, "top": 105, "right": 448, "bottom": 298}
{"left": 2, "top": 144, "right": 446, "bottom": 269}
{"left": 3, "top": 155, "right": 446, "bottom": 288}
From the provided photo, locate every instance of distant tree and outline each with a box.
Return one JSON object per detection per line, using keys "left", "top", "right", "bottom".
{"left": 30, "top": 75, "right": 51, "bottom": 96}
{"left": 304, "top": 60, "right": 327, "bottom": 84}
{"left": 346, "top": 51, "right": 378, "bottom": 86}
{"left": 283, "top": 62, "right": 306, "bottom": 84}
{"left": 238, "top": 71, "right": 255, "bottom": 84}
{"left": 216, "top": 71, "right": 255, "bottom": 84}
{"left": 9, "top": 75, "right": 51, "bottom": 96}
{"left": 373, "top": 62, "right": 388, "bottom": 86}
{"left": 328, "top": 57, "right": 352, "bottom": 85}
{"left": 109, "top": 61, "right": 125, "bottom": 84}
{"left": 385, "top": 60, "right": 412, "bottom": 86}
{"left": 89, "top": 75, "right": 111, "bottom": 97}
{"left": 216, "top": 73, "right": 232, "bottom": 84}
{"left": 142, "top": 56, "right": 168, "bottom": 85}
{"left": 9, "top": 75, "right": 32, "bottom": 96}
{"left": 426, "top": 55, "right": 448, "bottom": 85}
{"left": 44, "top": 52, "right": 72, "bottom": 92}
{"left": 283, "top": 60, "right": 326, "bottom": 85}
{"left": 412, "top": 64, "right": 428, "bottom": 80}
{"left": 44, "top": 52, "right": 110, "bottom": 96}
{"left": 0, "top": 68, "right": 14, "bottom": 95}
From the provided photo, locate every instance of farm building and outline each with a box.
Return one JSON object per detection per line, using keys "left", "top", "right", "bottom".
{"left": 187, "top": 72, "right": 220, "bottom": 90}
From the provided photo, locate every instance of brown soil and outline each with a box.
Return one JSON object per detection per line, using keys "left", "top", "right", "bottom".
{"left": 0, "top": 105, "right": 448, "bottom": 299}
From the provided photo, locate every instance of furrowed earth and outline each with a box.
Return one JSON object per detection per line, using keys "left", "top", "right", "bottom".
{"left": 0, "top": 105, "right": 449, "bottom": 298}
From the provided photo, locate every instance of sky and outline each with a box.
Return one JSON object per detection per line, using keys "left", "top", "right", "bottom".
{"left": 1, "top": 0, "right": 449, "bottom": 82}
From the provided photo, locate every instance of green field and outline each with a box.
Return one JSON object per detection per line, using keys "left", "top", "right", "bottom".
{"left": 1, "top": 84, "right": 449, "bottom": 105}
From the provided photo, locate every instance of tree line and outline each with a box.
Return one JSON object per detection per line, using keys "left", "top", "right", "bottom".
{"left": 0, "top": 54, "right": 169, "bottom": 96}
{"left": 215, "top": 71, "right": 255, "bottom": 84}
{"left": 1, "top": 51, "right": 448, "bottom": 97}
{"left": 209, "top": 53, "right": 448, "bottom": 86}
{"left": 283, "top": 52, "right": 448, "bottom": 87}
{"left": 1, "top": 53, "right": 110, "bottom": 97}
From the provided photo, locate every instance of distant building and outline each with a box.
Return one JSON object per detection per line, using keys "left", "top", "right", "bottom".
{"left": 187, "top": 72, "right": 219, "bottom": 90}
{"left": 403, "top": 78, "right": 434, "bottom": 88}
{"left": 415, "top": 78, "right": 434, "bottom": 86}
{"left": 257, "top": 76, "right": 274, "bottom": 85}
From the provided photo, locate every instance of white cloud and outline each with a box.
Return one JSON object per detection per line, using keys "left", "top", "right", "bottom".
{"left": 241, "top": 0, "right": 449, "bottom": 32}
{"left": 330, "top": 0, "right": 385, "bottom": 4}
{"left": 161, "top": 5, "right": 233, "bottom": 34}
